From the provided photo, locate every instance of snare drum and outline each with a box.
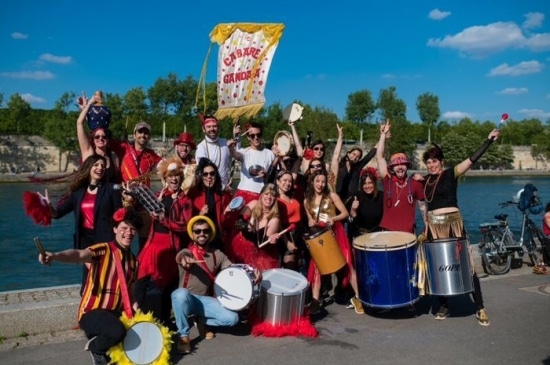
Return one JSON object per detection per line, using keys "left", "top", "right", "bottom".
{"left": 423, "top": 237, "right": 474, "bottom": 296}
{"left": 273, "top": 130, "right": 294, "bottom": 157}
{"left": 353, "top": 231, "right": 419, "bottom": 308}
{"left": 258, "top": 269, "right": 309, "bottom": 325}
{"left": 303, "top": 228, "right": 346, "bottom": 275}
{"left": 214, "top": 264, "right": 259, "bottom": 311}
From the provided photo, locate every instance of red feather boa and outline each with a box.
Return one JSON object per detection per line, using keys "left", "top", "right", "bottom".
{"left": 249, "top": 309, "right": 318, "bottom": 338}
{"left": 22, "top": 191, "right": 52, "bottom": 226}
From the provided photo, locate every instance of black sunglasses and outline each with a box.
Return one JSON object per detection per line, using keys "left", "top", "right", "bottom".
{"left": 313, "top": 146, "right": 324, "bottom": 151}
{"left": 193, "top": 228, "right": 211, "bottom": 235}
{"left": 202, "top": 171, "right": 216, "bottom": 177}
{"left": 310, "top": 163, "right": 322, "bottom": 169}
{"left": 248, "top": 133, "right": 262, "bottom": 139}
{"left": 94, "top": 135, "right": 107, "bottom": 140}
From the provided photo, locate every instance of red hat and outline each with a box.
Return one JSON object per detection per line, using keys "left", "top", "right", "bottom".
{"left": 389, "top": 153, "right": 411, "bottom": 167}
{"left": 199, "top": 114, "right": 218, "bottom": 126}
{"left": 173, "top": 132, "right": 196, "bottom": 149}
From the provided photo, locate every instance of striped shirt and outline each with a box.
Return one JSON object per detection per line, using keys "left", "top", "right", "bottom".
{"left": 78, "top": 242, "right": 137, "bottom": 320}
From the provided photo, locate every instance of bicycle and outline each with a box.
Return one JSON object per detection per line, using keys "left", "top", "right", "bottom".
{"left": 478, "top": 201, "right": 545, "bottom": 275}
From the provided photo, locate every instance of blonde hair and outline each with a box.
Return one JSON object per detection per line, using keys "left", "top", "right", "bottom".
{"left": 251, "top": 183, "right": 279, "bottom": 222}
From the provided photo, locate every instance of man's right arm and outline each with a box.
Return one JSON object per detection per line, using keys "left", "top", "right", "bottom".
{"left": 376, "top": 123, "right": 390, "bottom": 179}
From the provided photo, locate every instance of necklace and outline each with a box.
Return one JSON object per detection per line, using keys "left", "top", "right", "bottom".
{"left": 424, "top": 173, "right": 442, "bottom": 203}
{"left": 205, "top": 140, "right": 221, "bottom": 166}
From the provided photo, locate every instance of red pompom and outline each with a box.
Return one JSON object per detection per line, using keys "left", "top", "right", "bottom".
{"left": 303, "top": 148, "right": 315, "bottom": 160}
{"left": 22, "top": 191, "right": 52, "bottom": 226}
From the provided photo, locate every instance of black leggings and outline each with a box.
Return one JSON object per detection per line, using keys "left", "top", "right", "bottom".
{"left": 79, "top": 309, "right": 126, "bottom": 355}
{"left": 439, "top": 272, "right": 484, "bottom": 310}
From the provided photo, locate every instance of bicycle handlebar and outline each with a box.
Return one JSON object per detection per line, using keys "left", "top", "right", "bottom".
{"left": 499, "top": 201, "right": 518, "bottom": 208}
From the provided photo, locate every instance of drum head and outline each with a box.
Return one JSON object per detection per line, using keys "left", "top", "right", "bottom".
{"left": 283, "top": 103, "right": 304, "bottom": 123}
{"left": 261, "top": 268, "right": 308, "bottom": 294}
{"left": 229, "top": 196, "right": 244, "bottom": 211}
{"left": 123, "top": 322, "right": 164, "bottom": 365}
{"left": 353, "top": 231, "right": 416, "bottom": 251}
{"left": 274, "top": 131, "right": 293, "bottom": 156}
{"left": 214, "top": 266, "right": 254, "bottom": 311}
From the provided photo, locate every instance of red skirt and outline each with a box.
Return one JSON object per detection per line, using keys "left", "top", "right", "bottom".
{"left": 228, "top": 231, "right": 280, "bottom": 271}
{"left": 307, "top": 222, "right": 351, "bottom": 288}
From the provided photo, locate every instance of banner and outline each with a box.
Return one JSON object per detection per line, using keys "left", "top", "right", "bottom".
{"left": 207, "top": 23, "right": 284, "bottom": 121}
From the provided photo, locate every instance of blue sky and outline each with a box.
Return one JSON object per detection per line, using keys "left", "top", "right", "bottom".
{"left": 1, "top": 0, "right": 549, "bottom": 123}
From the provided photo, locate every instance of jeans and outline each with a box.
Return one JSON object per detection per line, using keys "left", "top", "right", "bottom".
{"left": 171, "top": 288, "right": 239, "bottom": 338}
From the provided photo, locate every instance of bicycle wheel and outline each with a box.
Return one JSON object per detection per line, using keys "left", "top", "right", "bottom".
{"left": 525, "top": 227, "right": 542, "bottom": 266}
{"left": 480, "top": 229, "right": 511, "bottom": 275}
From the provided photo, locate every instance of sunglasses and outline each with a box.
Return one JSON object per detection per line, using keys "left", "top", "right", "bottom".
{"left": 310, "top": 164, "right": 322, "bottom": 169}
{"left": 202, "top": 171, "right": 216, "bottom": 177}
{"left": 248, "top": 133, "right": 262, "bottom": 139}
{"left": 94, "top": 135, "right": 107, "bottom": 140}
{"left": 313, "top": 147, "right": 324, "bottom": 151}
{"left": 193, "top": 228, "right": 211, "bottom": 235}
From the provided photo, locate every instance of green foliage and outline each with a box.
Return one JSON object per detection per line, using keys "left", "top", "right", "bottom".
{"left": 1, "top": 79, "right": 548, "bottom": 169}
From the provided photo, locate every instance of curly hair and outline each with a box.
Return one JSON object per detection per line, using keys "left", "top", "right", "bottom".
{"left": 195, "top": 157, "right": 223, "bottom": 194}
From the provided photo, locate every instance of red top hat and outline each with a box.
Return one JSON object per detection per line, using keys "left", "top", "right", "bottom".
{"left": 173, "top": 132, "right": 196, "bottom": 149}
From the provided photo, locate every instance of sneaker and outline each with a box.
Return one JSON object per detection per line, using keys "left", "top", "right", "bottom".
{"left": 349, "top": 297, "right": 365, "bottom": 315}
{"left": 476, "top": 308, "right": 490, "bottom": 326}
{"left": 177, "top": 336, "right": 192, "bottom": 354}
{"left": 309, "top": 299, "right": 321, "bottom": 315}
{"left": 83, "top": 336, "right": 97, "bottom": 351}
{"left": 89, "top": 352, "right": 109, "bottom": 365}
{"left": 195, "top": 316, "right": 215, "bottom": 340}
{"left": 434, "top": 305, "right": 449, "bottom": 320}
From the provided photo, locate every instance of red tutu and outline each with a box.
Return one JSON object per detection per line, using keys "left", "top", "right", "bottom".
{"left": 227, "top": 231, "right": 279, "bottom": 271}
{"left": 137, "top": 232, "right": 178, "bottom": 288}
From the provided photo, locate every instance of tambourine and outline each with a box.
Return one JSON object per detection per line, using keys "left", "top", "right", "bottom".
{"left": 228, "top": 196, "right": 245, "bottom": 211}
{"left": 283, "top": 103, "right": 303, "bottom": 123}
{"left": 273, "top": 130, "right": 294, "bottom": 157}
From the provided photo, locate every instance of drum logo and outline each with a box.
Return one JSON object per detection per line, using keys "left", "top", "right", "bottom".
{"left": 438, "top": 264, "right": 460, "bottom": 272}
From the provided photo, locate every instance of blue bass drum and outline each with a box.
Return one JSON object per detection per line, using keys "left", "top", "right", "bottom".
{"left": 353, "top": 231, "right": 419, "bottom": 309}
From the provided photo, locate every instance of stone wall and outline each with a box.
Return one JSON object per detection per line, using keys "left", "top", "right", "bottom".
{"left": 0, "top": 135, "right": 546, "bottom": 173}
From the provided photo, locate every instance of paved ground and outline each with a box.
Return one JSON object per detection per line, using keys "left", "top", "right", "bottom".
{"left": 1, "top": 262, "right": 549, "bottom": 365}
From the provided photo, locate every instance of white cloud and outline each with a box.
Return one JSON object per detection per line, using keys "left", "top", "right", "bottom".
{"left": 429, "top": 9, "right": 451, "bottom": 21}
{"left": 11, "top": 32, "right": 28, "bottom": 39}
{"left": 39, "top": 53, "right": 72, "bottom": 64}
{"left": 442, "top": 111, "right": 471, "bottom": 120}
{"left": 0, "top": 71, "right": 55, "bottom": 80}
{"left": 381, "top": 73, "right": 396, "bottom": 79}
{"left": 497, "top": 87, "right": 528, "bottom": 95}
{"left": 523, "top": 12, "right": 544, "bottom": 29}
{"left": 488, "top": 61, "right": 543, "bottom": 76}
{"left": 427, "top": 21, "right": 550, "bottom": 56}
{"left": 20, "top": 93, "right": 46, "bottom": 104}
{"left": 518, "top": 108, "right": 550, "bottom": 119}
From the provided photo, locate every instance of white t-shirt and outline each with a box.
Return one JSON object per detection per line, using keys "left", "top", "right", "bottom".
{"left": 236, "top": 147, "right": 275, "bottom": 194}
{"left": 195, "top": 137, "right": 232, "bottom": 188}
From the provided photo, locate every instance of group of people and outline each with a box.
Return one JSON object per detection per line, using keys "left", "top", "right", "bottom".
{"left": 34, "top": 91, "right": 500, "bottom": 365}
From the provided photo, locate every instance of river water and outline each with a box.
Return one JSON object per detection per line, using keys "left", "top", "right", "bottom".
{"left": 1, "top": 176, "right": 548, "bottom": 292}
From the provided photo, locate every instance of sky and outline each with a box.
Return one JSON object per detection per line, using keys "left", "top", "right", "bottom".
{"left": 1, "top": 0, "right": 549, "bottom": 124}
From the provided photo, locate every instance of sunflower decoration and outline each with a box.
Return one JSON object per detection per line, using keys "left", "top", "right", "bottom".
{"left": 108, "top": 309, "right": 173, "bottom": 365}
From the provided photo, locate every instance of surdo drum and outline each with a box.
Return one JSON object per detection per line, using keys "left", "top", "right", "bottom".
{"left": 258, "top": 269, "right": 309, "bottom": 325}
{"left": 353, "top": 231, "right": 419, "bottom": 308}
{"left": 214, "top": 264, "right": 259, "bottom": 311}
{"left": 423, "top": 237, "right": 474, "bottom": 296}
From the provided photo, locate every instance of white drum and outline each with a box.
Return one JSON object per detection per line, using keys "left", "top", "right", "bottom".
{"left": 258, "top": 269, "right": 309, "bottom": 325}
{"left": 122, "top": 322, "right": 165, "bottom": 365}
{"left": 214, "top": 264, "right": 259, "bottom": 311}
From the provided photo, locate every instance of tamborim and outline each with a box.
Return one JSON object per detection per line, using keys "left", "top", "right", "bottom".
{"left": 228, "top": 196, "right": 245, "bottom": 211}
{"left": 273, "top": 130, "right": 294, "bottom": 157}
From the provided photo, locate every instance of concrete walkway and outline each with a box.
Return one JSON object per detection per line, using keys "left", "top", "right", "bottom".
{"left": 1, "top": 258, "right": 549, "bottom": 364}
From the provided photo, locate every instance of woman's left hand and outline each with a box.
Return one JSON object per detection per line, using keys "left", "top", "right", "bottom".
{"left": 489, "top": 129, "right": 500, "bottom": 141}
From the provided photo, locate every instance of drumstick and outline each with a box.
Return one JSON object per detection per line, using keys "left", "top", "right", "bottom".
{"left": 258, "top": 224, "right": 296, "bottom": 248}
{"left": 34, "top": 237, "right": 47, "bottom": 257}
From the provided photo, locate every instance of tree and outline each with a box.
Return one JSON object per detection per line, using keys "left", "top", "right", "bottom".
{"left": 6, "top": 93, "right": 31, "bottom": 134}
{"left": 345, "top": 90, "right": 376, "bottom": 124}
{"left": 416, "top": 92, "right": 440, "bottom": 143}
{"left": 123, "top": 87, "right": 149, "bottom": 123}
